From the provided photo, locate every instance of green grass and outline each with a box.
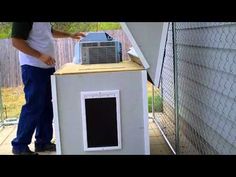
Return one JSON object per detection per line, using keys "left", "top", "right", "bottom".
{"left": 148, "top": 95, "right": 163, "bottom": 113}
{"left": 0, "top": 83, "right": 162, "bottom": 118}
{"left": 1, "top": 86, "right": 25, "bottom": 118}
{"left": 147, "top": 82, "right": 163, "bottom": 113}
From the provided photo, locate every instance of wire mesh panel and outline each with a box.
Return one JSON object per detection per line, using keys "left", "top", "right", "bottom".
{"left": 173, "top": 23, "right": 236, "bottom": 154}
{"left": 176, "top": 22, "right": 236, "bottom": 154}
{"left": 154, "top": 22, "right": 236, "bottom": 154}
{"left": 154, "top": 23, "right": 176, "bottom": 152}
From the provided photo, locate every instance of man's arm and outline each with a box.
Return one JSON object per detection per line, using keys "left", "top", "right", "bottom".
{"left": 12, "top": 38, "right": 41, "bottom": 58}
{"left": 11, "top": 22, "right": 55, "bottom": 65}
{"left": 52, "top": 29, "right": 85, "bottom": 39}
{"left": 12, "top": 38, "right": 55, "bottom": 65}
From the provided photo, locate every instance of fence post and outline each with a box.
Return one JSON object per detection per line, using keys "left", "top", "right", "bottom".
{"left": 0, "top": 71, "right": 4, "bottom": 127}
{"left": 152, "top": 84, "right": 155, "bottom": 119}
{"left": 172, "top": 22, "right": 179, "bottom": 154}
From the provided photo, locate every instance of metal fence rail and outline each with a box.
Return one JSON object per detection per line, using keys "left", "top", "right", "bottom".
{"left": 0, "top": 72, "right": 5, "bottom": 127}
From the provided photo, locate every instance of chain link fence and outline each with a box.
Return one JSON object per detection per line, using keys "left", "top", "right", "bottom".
{"left": 153, "top": 22, "right": 236, "bottom": 154}
{"left": 153, "top": 23, "right": 176, "bottom": 153}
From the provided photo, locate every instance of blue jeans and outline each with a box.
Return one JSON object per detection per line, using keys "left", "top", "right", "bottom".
{"left": 12, "top": 65, "right": 55, "bottom": 151}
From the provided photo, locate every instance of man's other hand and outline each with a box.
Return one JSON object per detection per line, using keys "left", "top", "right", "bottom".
{"left": 39, "top": 53, "right": 56, "bottom": 65}
{"left": 70, "top": 32, "right": 86, "bottom": 40}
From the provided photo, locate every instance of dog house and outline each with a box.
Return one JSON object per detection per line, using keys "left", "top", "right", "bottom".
{"left": 51, "top": 22, "right": 168, "bottom": 154}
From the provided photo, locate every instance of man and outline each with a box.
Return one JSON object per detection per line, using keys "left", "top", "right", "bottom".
{"left": 11, "top": 22, "right": 85, "bottom": 155}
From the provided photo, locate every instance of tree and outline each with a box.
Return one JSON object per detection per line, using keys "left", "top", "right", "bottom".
{"left": 0, "top": 22, "right": 121, "bottom": 39}
{"left": 0, "top": 22, "right": 12, "bottom": 39}
{"left": 51, "top": 22, "right": 121, "bottom": 32}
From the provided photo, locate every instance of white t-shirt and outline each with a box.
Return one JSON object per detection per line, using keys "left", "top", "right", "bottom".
{"left": 19, "top": 22, "right": 55, "bottom": 69}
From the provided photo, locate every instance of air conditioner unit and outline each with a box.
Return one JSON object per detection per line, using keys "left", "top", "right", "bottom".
{"left": 73, "top": 32, "right": 122, "bottom": 64}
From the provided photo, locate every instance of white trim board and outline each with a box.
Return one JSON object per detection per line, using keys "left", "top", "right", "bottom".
{"left": 141, "top": 71, "right": 150, "bottom": 155}
{"left": 51, "top": 75, "right": 62, "bottom": 155}
{"left": 80, "top": 90, "right": 122, "bottom": 152}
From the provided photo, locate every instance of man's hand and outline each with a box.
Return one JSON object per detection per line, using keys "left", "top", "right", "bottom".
{"left": 52, "top": 29, "right": 86, "bottom": 40}
{"left": 39, "top": 53, "right": 56, "bottom": 65}
{"left": 70, "top": 32, "right": 86, "bottom": 40}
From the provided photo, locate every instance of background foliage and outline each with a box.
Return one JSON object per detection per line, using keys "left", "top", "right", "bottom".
{"left": 0, "top": 22, "right": 121, "bottom": 39}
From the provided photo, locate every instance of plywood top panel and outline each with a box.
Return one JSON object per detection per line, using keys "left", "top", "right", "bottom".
{"left": 54, "top": 61, "right": 144, "bottom": 75}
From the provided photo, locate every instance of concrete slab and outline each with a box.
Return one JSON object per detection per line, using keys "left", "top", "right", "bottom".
{"left": 0, "top": 119, "right": 173, "bottom": 155}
